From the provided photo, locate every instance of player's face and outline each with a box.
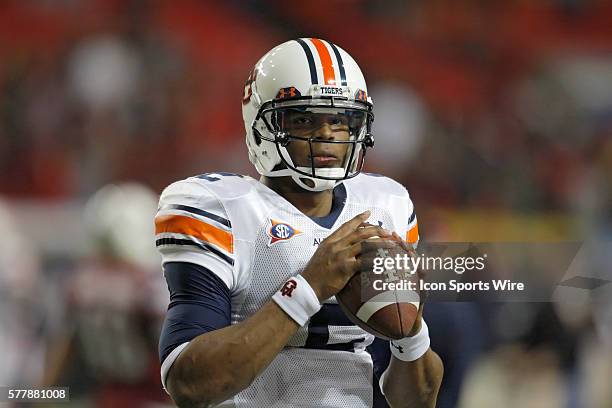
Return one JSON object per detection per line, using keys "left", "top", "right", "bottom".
{"left": 282, "top": 110, "right": 353, "bottom": 168}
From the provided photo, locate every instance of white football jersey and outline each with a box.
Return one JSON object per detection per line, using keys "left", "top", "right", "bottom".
{"left": 156, "top": 172, "right": 419, "bottom": 407}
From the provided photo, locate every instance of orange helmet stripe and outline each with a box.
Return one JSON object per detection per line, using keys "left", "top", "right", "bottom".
{"left": 310, "top": 38, "right": 336, "bottom": 86}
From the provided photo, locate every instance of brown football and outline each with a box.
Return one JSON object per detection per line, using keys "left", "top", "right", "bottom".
{"left": 337, "top": 238, "right": 420, "bottom": 340}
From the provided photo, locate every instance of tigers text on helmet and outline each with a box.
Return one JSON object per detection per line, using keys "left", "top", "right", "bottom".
{"left": 242, "top": 38, "right": 374, "bottom": 192}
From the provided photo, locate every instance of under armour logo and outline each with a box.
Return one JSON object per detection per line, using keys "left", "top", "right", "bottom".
{"left": 281, "top": 279, "right": 298, "bottom": 297}
{"left": 242, "top": 69, "right": 258, "bottom": 105}
{"left": 276, "top": 87, "right": 301, "bottom": 99}
{"left": 355, "top": 89, "right": 368, "bottom": 102}
{"left": 391, "top": 342, "right": 404, "bottom": 353}
{"left": 376, "top": 248, "right": 389, "bottom": 258}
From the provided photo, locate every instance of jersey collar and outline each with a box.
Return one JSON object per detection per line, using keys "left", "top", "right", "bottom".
{"left": 256, "top": 180, "right": 348, "bottom": 230}
{"left": 309, "top": 183, "right": 347, "bottom": 229}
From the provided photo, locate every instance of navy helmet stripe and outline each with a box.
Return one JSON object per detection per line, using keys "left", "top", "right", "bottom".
{"left": 295, "top": 38, "right": 318, "bottom": 84}
{"left": 328, "top": 42, "right": 347, "bottom": 86}
{"left": 156, "top": 238, "right": 234, "bottom": 266}
{"left": 161, "top": 204, "right": 231, "bottom": 228}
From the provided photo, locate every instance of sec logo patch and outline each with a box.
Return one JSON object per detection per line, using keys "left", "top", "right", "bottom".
{"left": 268, "top": 219, "right": 302, "bottom": 246}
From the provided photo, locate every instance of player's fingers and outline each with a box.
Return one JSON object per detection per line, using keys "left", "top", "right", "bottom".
{"left": 391, "top": 230, "right": 402, "bottom": 243}
{"left": 338, "top": 225, "right": 392, "bottom": 247}
{"left": 342, "top": 257, "right": 361, "bottom": 276}
{"left": 392, "top": 231, "right": 413, "bottom": 253}
{"left": 338, "top": 240, "right": 368, "bottom": 260}
{"left": 327, "top": 211, "right": 371, "bottom": 242}
{"left": 338, "top": 237, "right": 397, "bottom": 266}
{"left": 391, "top": 231, "right": 425, "bottom": 278}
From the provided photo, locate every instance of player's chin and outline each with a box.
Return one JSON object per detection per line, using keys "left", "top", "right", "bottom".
{"left": 314, "top": 163, "right": 343, "bottom": 169}
{"left": 308, "top": 154, "right": 346, "bottom": 167}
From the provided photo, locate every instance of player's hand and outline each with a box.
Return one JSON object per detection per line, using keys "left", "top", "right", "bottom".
{"left": 301, "top": 211, "right": 393, "bottom": 302}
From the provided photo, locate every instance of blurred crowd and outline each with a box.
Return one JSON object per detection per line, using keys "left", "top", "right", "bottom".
{"left": 0, "top": 0, "right": 611, "bottom": 407}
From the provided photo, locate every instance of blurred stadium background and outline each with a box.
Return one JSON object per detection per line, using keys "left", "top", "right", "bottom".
{"left": 1, "top": 0, "right": 611, "bottom": 407}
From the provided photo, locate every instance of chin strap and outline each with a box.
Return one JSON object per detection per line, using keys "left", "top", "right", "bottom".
{"left": 267, "top": 168, "right": 342, "bottom": 191}
{"left": 291, "top": 173, "right": 339, "bottom": 192}
{"left": 267, "top": 146, "right": 350, "bottom": 191}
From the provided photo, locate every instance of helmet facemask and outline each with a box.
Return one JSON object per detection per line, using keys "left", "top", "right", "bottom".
{"left": 253, "top": 96, "right": 374, "bottom": 191}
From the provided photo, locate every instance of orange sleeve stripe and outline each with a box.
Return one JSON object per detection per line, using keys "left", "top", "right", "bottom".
{"left": 310, "top": 38, "right": 336, "bottom": 85}
{"left": 406, "top": 222, "right": 419, "bottom": 244}
{"left": 155, "top": 214, "right": 233, "bottom": 254}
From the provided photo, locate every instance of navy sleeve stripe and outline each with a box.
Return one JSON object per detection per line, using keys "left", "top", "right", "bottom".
{"left": 160, "top": 204, "right": 232, "bottom": 228}
{"left": 159, "top": 262, "right": 232, "bottom": 363}
{"left": 408, "top": 211, "right": 416, "bottom": 224}
{"left": 156, "top": 238, "right": 234, "bottom": 266}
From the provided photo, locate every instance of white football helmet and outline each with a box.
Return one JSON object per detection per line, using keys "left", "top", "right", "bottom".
{"left": 242, "top": 38, "right": 374, "bottom": 191}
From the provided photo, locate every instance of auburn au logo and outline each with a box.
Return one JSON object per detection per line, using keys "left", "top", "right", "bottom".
{"left": 268, "top": 219, "right": 302, "bottom": 246}
{"left": 281, "top": 279, "right": 297, "bottom": 297}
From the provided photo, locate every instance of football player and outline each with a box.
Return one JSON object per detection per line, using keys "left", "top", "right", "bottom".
{"left": 156, "top": 38, "right": 443, "bottom": 407}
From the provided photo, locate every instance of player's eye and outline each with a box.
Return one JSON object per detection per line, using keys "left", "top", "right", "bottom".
{"left": 329, "top": 116, "right": 349, "bottom": 130}
{"left": 348, "top": 113, "right": 365, "bottom": 127}
{"left": 292, "top": 116, "right": 312, "bottom": 126}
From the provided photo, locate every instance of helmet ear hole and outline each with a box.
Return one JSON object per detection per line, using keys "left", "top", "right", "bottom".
{"left": 299, "top": 177, "right": 316, "bottom": 189}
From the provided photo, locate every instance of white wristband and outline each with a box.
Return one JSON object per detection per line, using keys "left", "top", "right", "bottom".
{"left": 272, "top": 275, "right": 321, "bottom": 326}
{"left": 389, "top": 319, "right": 430, "bottom": 362}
